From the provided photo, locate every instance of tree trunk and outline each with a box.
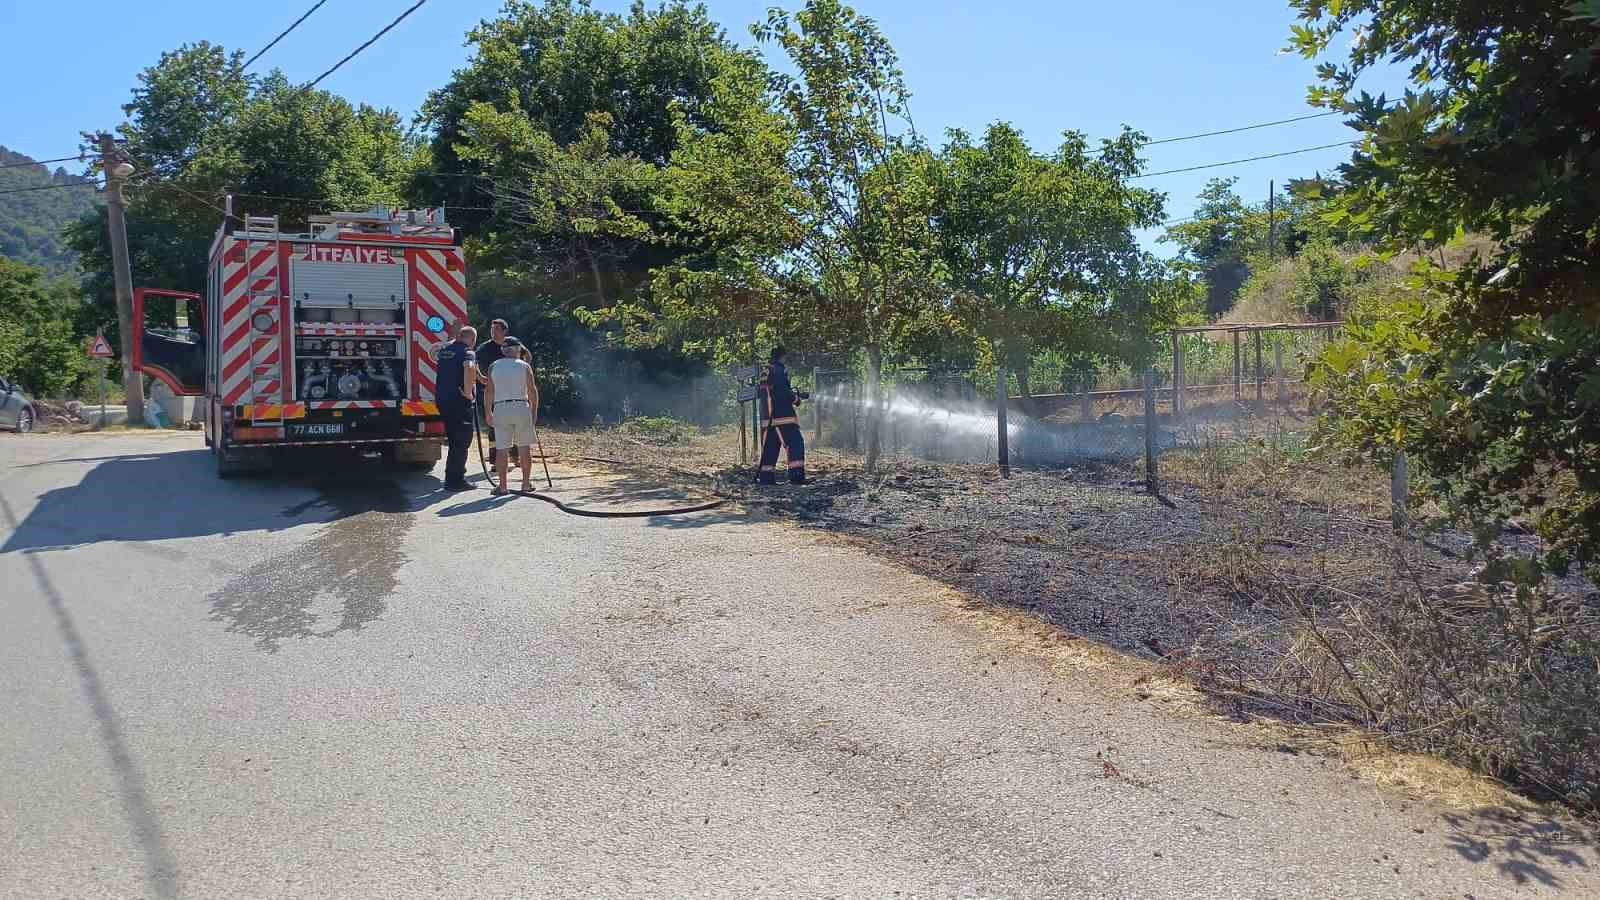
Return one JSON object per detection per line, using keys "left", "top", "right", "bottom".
{"left": 586, "top": 245, "right": 608, "bottom": 308}
{"left": 1014, "top": 360, "right": 1033, "bottom": 418}
{"left": 864, "top": 344, "right": 883, "bottom": 475}
{"left": 1015, "top": 362, "right": 1032, "bottom": 398}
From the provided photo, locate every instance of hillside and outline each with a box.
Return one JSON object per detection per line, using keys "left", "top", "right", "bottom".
{"left": 0, "top": 146, "right": 101, "bottom": 277}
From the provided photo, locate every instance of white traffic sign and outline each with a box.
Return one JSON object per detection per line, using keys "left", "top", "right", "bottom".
{"left": 732, "top": 365, "right": 759, "bottom": 380}
{"left": 87, "top": 333, "right": 114, "bottom": 359}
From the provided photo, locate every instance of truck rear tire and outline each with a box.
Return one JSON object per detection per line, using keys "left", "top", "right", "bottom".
{"left": 215, "top": 445, "right": 270, "bottom": 478}
{"left": 392, "top": 441, "right": 442, "bottom": 472}
{"left": 216, "top": 450, "right": 245, "bottom": 479}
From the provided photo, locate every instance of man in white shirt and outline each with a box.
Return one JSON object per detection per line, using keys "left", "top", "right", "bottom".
{"left": 483, "top": 337, "right": 540, "bottom": 495}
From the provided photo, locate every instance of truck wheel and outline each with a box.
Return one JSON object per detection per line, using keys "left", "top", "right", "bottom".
{"left": 216, "top": 447, "right": 246, "bottom": 479}
{"left": 215, "top": 445, "right": 268, "bottom": 478}
{"left": 391, "top": 442, "right": 442, "bottom": 472}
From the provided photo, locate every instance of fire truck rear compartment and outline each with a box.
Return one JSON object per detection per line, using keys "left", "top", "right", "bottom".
{"left": 294, "top": 337, "right": 407, "bottom": 402}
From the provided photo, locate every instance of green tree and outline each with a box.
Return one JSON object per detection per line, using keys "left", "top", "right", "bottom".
{"left": 602, "top": 0, "right": 945, "bottom": 470}
{"left": 413, "top": 0, "right": 745, "bottom": 235}
{"left": 186, "top": 74, "right": 420, "bottom": 222}
{"left": 1162, "top": 178, "right": 1258, "bottom": 317}
{"left": 635, "top": 46, "right": 810, "bottom": 366}
{"left": 457, "top": 108, "right": 666, "bottom": 311}
{"left": 114, "top": 42, "right": 253, "bottom": 178}
{"left": 65, "top": 44, "right": 418, "bottom": 355}
{"left": 414, "top": 0, "right": 764, "bottom": 417}
{"left": 0, "top": 147, "right": 101, "bottom": 277}
{"left": 693, "top": 0, "right": 943, "bottom": 472}
{"left": 1293, "top": 0, "right": 1600, "bottom": 580}
{"left": 930, "top": 122, "right": 1165, "bottom": 399}
{"left": 1163, "top": 177, "right": 1329, "bottom": 318}
{"left": 0, "top": 258, "right": 86, "bottom": 397}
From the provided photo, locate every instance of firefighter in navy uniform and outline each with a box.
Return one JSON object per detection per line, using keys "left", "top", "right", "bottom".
{"left": 435, "top": 324, "right": 479, "bottom": 490}
{"left": 756, "top": 346, "right": 809, "bottom": 485}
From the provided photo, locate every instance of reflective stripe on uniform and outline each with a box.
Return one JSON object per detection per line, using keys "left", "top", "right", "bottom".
{"left": 787, "top": 460, "right": 805, "bottom": 469}
{"left": 759, "top": 465, "right": 776, "bottom": 472}
{"left": 762, "top": 416, "right": 799, "bottom": 427}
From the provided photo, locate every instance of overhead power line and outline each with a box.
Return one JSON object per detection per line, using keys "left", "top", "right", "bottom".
{"left": 243, "top": 0, "right": 331, "bottom": 70}
{"left": 1140, "top": 110, "right": 1344, "bottom": 148}
{"left": 1123, "top": 98, "right": 1396, "bottom": 150}
{"left": 0, "top": 154, "right": 84, "bottom": 170}
{"left": 0, "top": 180, "right": 103, "bottom": 196}
{"left": 139, "top": 179, "right": 233, "bottom": 218}
{"left": 1132, "top": 140, "right": 1359, "bottom": 179}
{"left": 305, "top": 0, "right": 429, "bottom": 90}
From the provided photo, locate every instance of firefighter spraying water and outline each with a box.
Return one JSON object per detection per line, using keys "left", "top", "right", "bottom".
{"left": 756, "top": 346, "right": 810, "bottom": 485}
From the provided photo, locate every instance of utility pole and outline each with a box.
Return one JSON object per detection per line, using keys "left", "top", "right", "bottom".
{"left": 1267, "top": 180, "right": 1277, "bottom": 262}
{"left": 100, "top": 133, "right": 144, "bottom": 427}
{"left": 1143, "top": 370, "right": 1158, "bottom": 495}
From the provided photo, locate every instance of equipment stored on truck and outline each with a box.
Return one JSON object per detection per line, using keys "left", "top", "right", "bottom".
{"left": 130, "top": 202, "right": 467, "bottom": 476}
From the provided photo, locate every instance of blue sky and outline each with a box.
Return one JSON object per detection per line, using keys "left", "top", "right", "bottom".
{"left": 1, "top": 1, "right": 1408, "bottom": 246}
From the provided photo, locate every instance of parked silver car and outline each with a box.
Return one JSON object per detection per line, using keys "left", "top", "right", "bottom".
{"left": 0, "top": 376, "right": 37, "bottom": 432}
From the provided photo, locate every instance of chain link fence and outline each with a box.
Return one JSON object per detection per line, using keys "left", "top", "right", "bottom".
{"left": 793, "top": 323, "right": 1344, "bottom": 472}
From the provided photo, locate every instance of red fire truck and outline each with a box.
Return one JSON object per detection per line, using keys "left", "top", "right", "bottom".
{"left": 132, "top": 203, "right": 467, "bottom": 476}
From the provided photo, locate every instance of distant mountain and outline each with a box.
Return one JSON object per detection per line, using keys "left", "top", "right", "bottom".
{"left": 0, "top": 145, "right": 101, "bottom": 277}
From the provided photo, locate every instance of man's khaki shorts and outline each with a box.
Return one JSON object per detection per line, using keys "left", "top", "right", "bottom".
{"left": 492, "top": 402, "right": 536, "bottom": 450}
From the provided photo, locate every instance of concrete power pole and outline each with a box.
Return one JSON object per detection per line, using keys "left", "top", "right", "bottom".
{"left": 100, "top": 133, "right": 144, "bottom": 426}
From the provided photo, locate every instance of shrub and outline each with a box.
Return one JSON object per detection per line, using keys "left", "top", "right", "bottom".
{"left": 1204, "top": 528, "right": 1600, "bottom": 813}
{"left": 618, "top": 415, "right": 697, "bottom": 444}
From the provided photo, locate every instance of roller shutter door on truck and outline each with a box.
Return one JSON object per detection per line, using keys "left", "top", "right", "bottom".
{"left": 291, "top": 246, "right": 408, "bottom": 310}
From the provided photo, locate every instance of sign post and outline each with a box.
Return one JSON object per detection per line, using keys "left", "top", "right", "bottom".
{"left": 733, "top": 365, "right": 760, "bottom": 465}
{"left": 87, "top": 332, "right": 114, "bottom": 426}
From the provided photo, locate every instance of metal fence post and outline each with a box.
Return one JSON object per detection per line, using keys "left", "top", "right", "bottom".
{"left": 1080, "top": 372, "right": 1092, "bottom": 421}
{"left": 997, "top": 366, "right": 1011, "bottom": 478}
{"left": 1233, "top": 329, "right": 1242, "bottom": 402}
{"left": 1392, "top": 450, "right": 1409, "bottom": 531}
{"left": 1275, "top": 340, "right": 1286, "bottom": 407}
{"left": 1144, "top": 370, "right": 1157, "bottom": 494}
{"left": 1254, "top": 329, "right": 1265, "bottom": 409}
{"left": 1171, "top": 332, "right": 1185, "bottom": 422}
{"left": 811, "top": 366, "right": 822, "bottom": 446}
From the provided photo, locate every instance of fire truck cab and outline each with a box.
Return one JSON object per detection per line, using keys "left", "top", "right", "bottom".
{"left": 132, "top": 203, "right": 467, "bottom": 477}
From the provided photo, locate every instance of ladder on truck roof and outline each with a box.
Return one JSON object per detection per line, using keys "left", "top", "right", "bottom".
{"left": 243, "top": 217, "right": 285, "bottom": 420}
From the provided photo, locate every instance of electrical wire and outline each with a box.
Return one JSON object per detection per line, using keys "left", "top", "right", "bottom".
{"left": 243, "top": 0, "right": 331, "bottom": 70}
{"left": 0, "top": 180, "right": 103, "bottom": 196}
{"left": 137, "top": 179, "right": 234, "bottom": 217}
{"left": 1132, "top": 140, "right": 1359, "bottom": 179}
{"left": 1118, "top": 98, "right": 1396, "bottom": 150}
{"left": 1138, "top": 111, "right": 1342, "bottom": 148}
{"left": 0, "top": 154, "right": 82, "bottom": 170}
{"left": 304, "top": 0, "right": 429, "bottom": 89}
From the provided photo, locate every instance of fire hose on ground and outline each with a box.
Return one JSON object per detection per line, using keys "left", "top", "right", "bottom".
{"left": 469, "top": 403, "right": 726, "bottom": 518}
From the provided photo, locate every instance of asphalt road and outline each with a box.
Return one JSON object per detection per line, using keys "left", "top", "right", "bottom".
{"left": 2, "top": 431, "right": 1595, "bottom": 899}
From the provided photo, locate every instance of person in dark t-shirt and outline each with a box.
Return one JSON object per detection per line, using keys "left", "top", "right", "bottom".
{"left": 475, "top": 318, "right": 517, "bottom": 465}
